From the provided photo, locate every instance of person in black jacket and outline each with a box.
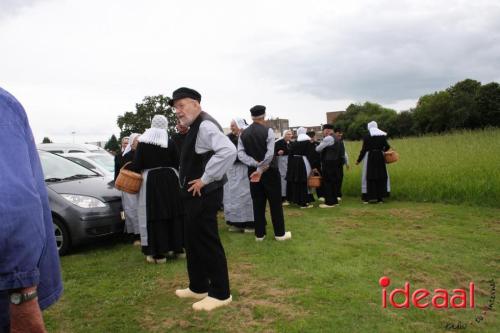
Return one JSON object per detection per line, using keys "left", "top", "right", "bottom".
{"left": 274, "top": 129, "right": 292, "bottom": 204}
{"left": 334, "top": 127, "right": 350, "bottom": 201}
{"left": 286, "top": 127, "right": 318, "bottom": 208}
{"left": 172, "top": 121, "right": 189, "bottom": 152}
{"left": 315, "top": 124, "right": 341, "bottom": 208}
{"left": 114, "top": 136, "right": 129, "bottom": 180}
{"left": 356, "top": 121, "right": 391, "bottom": 203}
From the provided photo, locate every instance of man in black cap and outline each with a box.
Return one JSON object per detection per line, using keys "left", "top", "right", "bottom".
{"left": 306, "top": 130, "right": 321, "bottom": 202}
{"left": 170, "top": 87, "right": 236, "bottom": 311}
{"left": 237, "top": 105, "right": 291, "bottom": 241}
{"left": 315, "top": 124, "right": 341, "bottom": 208}
{"left": 333, "top": 127, "right": 349, "bottom": 201}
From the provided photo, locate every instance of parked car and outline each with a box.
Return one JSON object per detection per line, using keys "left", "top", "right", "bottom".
{"left": 62, "top": 153, "right": 115, "bottom": 181}
{"left": 38, "top": 150, "right": 124, "bottom": 255}
{"left": 37, "top": 143, "right": 110, "bottom": 154}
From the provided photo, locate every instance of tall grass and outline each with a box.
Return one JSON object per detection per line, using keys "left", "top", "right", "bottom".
{"left": 343, "top": 128, "right": 500, "bottom": 207}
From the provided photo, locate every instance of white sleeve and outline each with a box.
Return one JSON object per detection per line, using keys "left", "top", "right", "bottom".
{"left": 316, "top": 136, "right": 334, "bottom": 153}
{"left": 195, "top": 121, "right": 237, "bottom": 185}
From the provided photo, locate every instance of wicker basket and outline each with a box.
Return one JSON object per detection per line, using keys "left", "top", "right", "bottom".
{"left": 384, "top": 149, "right": 399, "bottom": 164}
{"left": 308, "top": 171, "right": 322, "bottom": 188}
{"left": 115, "top": 162, "right": 143, "bottom": 194}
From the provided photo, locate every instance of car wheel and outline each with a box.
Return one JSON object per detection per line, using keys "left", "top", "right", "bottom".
{"left": 53, "top": 217, "right": 71, "bottom": 256}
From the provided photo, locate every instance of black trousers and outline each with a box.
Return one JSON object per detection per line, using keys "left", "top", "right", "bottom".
{"left": 183, "top": 188, "right": 230, "bottom": 300}
{"left": 322, "top": 160, "right": 341, "bottom": 206}
{"left": 337, "top": 163, "right": 344, "bottom": 198}
{"left": 249, "top": 168, "right": 286, "bottom": 238}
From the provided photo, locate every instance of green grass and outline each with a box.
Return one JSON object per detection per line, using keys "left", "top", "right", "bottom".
{"left": 44, "top": 199, "right": 500, "bottom": 332}
{"left": 343, "top": 128, "right": 500, "bottom": 207}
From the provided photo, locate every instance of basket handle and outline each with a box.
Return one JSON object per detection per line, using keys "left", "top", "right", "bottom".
{"left": 311, "top": 169, "right": 321, "bottom": 176}
{"left": 120, "top": 161, "right": 132, "bottom": 171}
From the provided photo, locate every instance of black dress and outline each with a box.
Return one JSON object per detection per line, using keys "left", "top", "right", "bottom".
{"left": 286, "top": 140, "right": 317, "bottom": 206}
{"left": 357, "top": 135, "right": 391, "bottom": 201}
{"left": 115, "top": 150, "right": 135, "bottom": 180}
{"left": 132, "top": 141, "right": 184, "bottom": 256}
{"left": 114, "top": 153, "right": 124, "bottom": 181}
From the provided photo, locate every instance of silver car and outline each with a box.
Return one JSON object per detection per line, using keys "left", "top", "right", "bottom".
{"left": 39, "top": 150, "right": 124, "bottom": 255}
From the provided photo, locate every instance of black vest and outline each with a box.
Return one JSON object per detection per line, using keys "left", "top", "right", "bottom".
{"left": 240, "top": 123, "right": 271, "bottom": 163}
{"left": 321, "top": 141, "right": 341, "bottom": 161}
{"left": 179, "top": 111, "right": 227, "bottom": 198}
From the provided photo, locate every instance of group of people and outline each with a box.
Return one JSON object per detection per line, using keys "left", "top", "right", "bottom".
{"left": 0, "top": 85, "right": 394, "bottom": 333}
{"left": 113, "top": 88, "right": 393, "bottom": 312}
{"left": 223, "top": 118, "right": 391, "bottom": 219}
{"left": 112, "top": 88, "right": 295, "bottom": 313}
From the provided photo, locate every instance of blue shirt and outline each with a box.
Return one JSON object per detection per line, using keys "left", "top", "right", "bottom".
{"left": 0, "top": 87, "right": 63, "bottom": 328}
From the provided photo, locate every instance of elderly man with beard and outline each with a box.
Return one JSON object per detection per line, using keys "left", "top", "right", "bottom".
{"left": 170, "top": 87, "right": 236, "bottom": 311}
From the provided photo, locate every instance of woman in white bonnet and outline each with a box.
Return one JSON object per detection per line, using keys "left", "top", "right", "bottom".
{"left": 121, "top": 133, "right": 141, "bottom": 244}
{"left": 131, "top": 115, "right": 184, "bottom": 263}
{"left": 274, "top": 129, "right": 293, "bottom": 205}
{"left": 286, "top": 127, "right": 317, "bottom": 208}
{"left": 355, "top": 121, "right": 391, "bottom": 203}
{"left": 223, "top": 118, "right": 255, "bottom": 233}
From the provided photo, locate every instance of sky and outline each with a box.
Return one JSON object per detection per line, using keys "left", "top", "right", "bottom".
{"left": 1, "top": 0, "right": 499, "bottom": 143}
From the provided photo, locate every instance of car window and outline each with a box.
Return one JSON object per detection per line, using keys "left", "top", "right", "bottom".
{"left": 48, "top": 150, "right": 64, "bottom": 154}
{"left": 38, "top": 151, "right": 98, "bottom": 180}
{"left": 87, "top": 154, "right": 115, "bottom": 173}
{"left": 68, "top": 150, "right": 85, "bottom": 153}
{"left": 67, "top": 157, "right": 96, "bottom": 170}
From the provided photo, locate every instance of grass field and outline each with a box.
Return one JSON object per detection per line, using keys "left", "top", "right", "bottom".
{"left": 44, "top": 199, "right": 500, "bottom": 332}
{"left": 343, "top": 128, "right": 500, "bottom": 207}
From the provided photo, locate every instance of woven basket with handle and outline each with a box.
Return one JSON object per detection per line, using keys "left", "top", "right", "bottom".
{"left": 384, "top": 149, "right": 399, "bottom": 164}
{"left": 307, "top": 170, "right": 322, "bottom": 188}
{"left": 115, "top": 162, "right": 143, "bottom": 194}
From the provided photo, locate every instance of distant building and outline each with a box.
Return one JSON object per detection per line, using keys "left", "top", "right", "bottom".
{"left": 266, "top": 117, "right": 289, "bottom": 137}
{"left": 86, "top": 141, "right": 107, "bottom": 148}
{"left": 326, "top": 111, "right": 345, "bottom": 125}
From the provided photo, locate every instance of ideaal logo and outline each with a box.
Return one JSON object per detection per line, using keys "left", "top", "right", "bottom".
{"left": 379, "top": 276, "right": 496, "bottom": 330}
{"left": 379, "top": 276, "right": 475, "bottom": 309}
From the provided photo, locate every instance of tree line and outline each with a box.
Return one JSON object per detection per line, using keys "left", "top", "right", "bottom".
{"left": 105, "top": 78, "right": 499, "bottom": 150}
{"left": 335, "top": 79, "right": 500, "bottom": 140}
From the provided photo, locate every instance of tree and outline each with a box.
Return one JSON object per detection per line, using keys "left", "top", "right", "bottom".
{"left": 105, "top": 134, "right": 120, "bottom": 154}
{"left": 117, "top": 95, "right": 176, "bottom": 139}
{"left": 392, "top": 111, "right": 416, "bottom": 137}
{"left": 447, "top": 79, "right": 481, "bottom": 129}
{"left": 475, "top": 82, "right": 500, "bottom": 127}
{"left": 334, "top": 102, "right": 398, "bottom": 140}
{"left": 413, "top": 91, "right": 453, "bottom": 133}
{"left": 42, "top": 137, "right": 52, "bottom": 143}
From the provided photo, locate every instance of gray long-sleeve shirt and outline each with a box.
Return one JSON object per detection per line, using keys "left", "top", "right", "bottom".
{"left": 315, "top": 135, "right": 335, "bottom": 153}
{"left": 237, "top": 127, "right": 276, "bottom": 173}
{"left": 195, "top": 120, "right": 237, "bottom": 185}
{"left": 316, "top": 136, "right": 350, "bottom": 165}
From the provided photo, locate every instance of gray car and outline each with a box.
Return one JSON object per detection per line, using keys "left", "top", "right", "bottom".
{"left": 39, "top": 150, "right": 124, "bottom": 255}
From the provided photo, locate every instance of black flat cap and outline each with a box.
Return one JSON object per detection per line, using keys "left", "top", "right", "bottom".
{"left": 322, "top": 124, "right": 334, "bottom": 130}
{"left": 250, "top": 105, "right": 266, "bottom": 117}
{"left": 169, "top": 87, "right": 201, "bottom": 106}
